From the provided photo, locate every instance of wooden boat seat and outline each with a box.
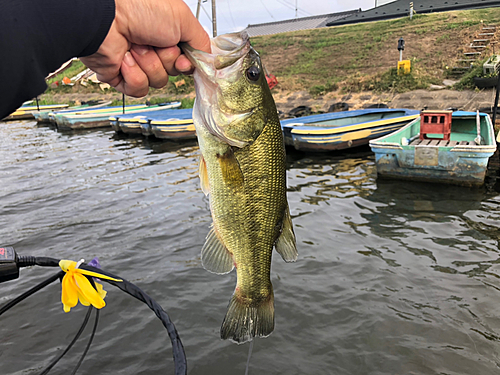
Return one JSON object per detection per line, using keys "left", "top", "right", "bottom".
{"left": 409, "top": 139, "right": 471, "bottom": 146}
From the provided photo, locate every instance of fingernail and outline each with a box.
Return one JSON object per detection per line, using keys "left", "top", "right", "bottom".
{"left": 124, "top": 52, "right": 136, "bottom": 67}
{"left": 133, "top": 45, "right": 150, "bottom": 56}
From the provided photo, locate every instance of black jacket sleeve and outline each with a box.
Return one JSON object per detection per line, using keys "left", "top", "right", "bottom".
{"left": 0, "top": 0, "right": 115, "bottom": 119}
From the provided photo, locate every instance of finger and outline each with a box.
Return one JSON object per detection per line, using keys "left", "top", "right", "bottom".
{"left": 130, "top": 44, "right": 170, "bottom": 89}
{"left": 174, "top": 55, "right": 194, "bottom": 75}
{"left": 114, "top": 52, "right": 149, "bottom": 97}
{"left": 155, "top": 46, "right": 182, "bottom": 76}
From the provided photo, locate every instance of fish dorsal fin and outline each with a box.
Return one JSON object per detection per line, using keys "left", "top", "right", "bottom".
{"left": 199, "top": 155, "right": 210, "bottom": 196}
{"left": 275, "top": 205, "right": 298, "bottom": 262}
{"left": 202, "top": 226, "right": 234, "bottom": 274}
{"left": 217, "top": 148, "right": 244, "bottom": 188}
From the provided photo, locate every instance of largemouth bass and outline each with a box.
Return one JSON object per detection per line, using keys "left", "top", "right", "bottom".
{"left": 181, "top": 31, "right": 297, "bottom": 344}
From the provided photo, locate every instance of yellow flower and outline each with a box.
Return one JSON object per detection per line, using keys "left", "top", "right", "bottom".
{"left": 59, "top": 259, "right": 122, "bottom": 313}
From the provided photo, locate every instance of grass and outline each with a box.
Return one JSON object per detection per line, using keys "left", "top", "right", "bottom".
{"left": 39, "top": 6, "right": 500, "bottom": 102}
{"left": 46, "top": 60, "right": 87, "bottom": 84}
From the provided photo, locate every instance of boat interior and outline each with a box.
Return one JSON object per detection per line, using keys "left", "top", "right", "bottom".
{"left": 381, "top": 113, "right": 494, "bottom": 147}
{"left": 301, "top": 110, "right": 408, "bottom": 127}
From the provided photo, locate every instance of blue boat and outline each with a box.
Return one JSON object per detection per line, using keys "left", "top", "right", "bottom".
{"left": 146, "top": 108, "right": 194, "bottom": 139}
{"left": 280, "top": 108, "right": 419, "bottom": 152}
{"left": 56, "top": 101, "right": 181, "bottom": 129}
{"left": 111, "top": 108, "right": 194, "bottom": 139}
{"left": 369, "top": 110, "right": 497, "bottom": 186}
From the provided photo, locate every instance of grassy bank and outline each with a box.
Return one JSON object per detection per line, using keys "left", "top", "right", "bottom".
{"left": 40, "top": 6, "right": 500, "bottom": 105}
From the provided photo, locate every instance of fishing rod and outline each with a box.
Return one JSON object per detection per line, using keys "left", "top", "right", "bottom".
{"left": 0, "top": 246, "right": 187, "bottom": 375}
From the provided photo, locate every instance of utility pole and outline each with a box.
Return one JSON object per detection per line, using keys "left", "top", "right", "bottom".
{"left": 196, "top": 0, "right": 201, "bottom": 19}
{"left": 295, "top": 0, "right": 298, "bottom": 18}
{"left": 212, "top": 0, "right": 217, "bottom": 37}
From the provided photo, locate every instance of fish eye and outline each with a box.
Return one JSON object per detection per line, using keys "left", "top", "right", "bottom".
{"left": 246, "top": 66, "right": 260, "bottom": 82}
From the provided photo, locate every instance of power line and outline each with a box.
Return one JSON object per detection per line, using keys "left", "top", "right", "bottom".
{"left": 260, "top": 0, "right": 276, "bottom": 20}
{"left": 274, "top": 0, "right": 312, "bottom": 17}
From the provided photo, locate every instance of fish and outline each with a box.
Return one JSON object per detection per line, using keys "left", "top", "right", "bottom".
{"left": 181, "top": 31, "right": 298, "bottom": 344}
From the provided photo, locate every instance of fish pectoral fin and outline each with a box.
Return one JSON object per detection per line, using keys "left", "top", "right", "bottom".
{"left": 199, "top": 155, "right": 210, "bottom": 196}
{"left": 201, "top": 226, "right": 234, "bottom": 274}
{"left": 217, "top": 148, "right": 244, "bottom": 188}
{"left": 275, "top": 205, "right": 298, "bottom": 262}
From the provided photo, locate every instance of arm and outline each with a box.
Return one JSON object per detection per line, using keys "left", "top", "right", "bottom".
{"left": 0, "top": 0, "right": 210, "bottom": 119}
{"left": 0, "top": 0, "right": 114, "bottom": 119}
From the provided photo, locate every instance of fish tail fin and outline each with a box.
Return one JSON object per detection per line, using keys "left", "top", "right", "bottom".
{"left": 220, "top": 288, "right": 274, "bottom": 344}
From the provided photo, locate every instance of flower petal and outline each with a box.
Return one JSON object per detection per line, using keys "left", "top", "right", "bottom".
{"left": 74, "top": 273, "right": 105, "bottom": 309}
{"left": 78, "top": 269, "right": 122, "bottom": 282}
{"left": 61, "top": 274, "right": 79, "bottom": 313}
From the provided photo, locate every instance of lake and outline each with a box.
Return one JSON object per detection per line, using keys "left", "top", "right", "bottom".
{"left": 1, "top": 120, "right": 500, "bottom": 375}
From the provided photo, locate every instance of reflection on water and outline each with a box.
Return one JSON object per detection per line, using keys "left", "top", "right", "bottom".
{"left": 1, "top": 122, "right": 500, "bottom": 374}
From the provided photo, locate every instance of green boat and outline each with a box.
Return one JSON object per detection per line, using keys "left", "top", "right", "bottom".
{"left": 369, "top": 110, "right": 497, "bottom": 186}
{"left": 3, "top": 104, "right": 69, "bottom": 121}
{"left": 55, "top": 102, "right": 181, "bottom": 129}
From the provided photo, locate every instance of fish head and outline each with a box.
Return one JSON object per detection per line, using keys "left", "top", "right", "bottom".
{"left": 181, "top": 32, "right": 270, "bottom": 148}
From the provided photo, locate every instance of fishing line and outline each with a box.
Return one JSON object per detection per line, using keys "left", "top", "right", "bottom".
{"left": 244, "top": 340, "right": 254, "bottom": 375}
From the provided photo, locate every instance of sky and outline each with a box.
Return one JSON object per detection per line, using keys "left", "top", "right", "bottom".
{"left": 184, "top": 0, "right": 397, "bottom": 36}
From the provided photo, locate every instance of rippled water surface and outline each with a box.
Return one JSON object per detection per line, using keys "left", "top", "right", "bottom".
{"left": 2, "top": 120, "right": 500, "bottom": 375}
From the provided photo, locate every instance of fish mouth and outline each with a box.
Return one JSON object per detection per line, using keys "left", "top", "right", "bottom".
{"left": 180, "top": 32, "right": 257, "bottom": 148}
{"left": 180, "top": 31, "right": 251, "bottom": 81}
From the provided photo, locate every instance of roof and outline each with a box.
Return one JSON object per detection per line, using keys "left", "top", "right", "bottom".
{"left": 327, "top": 0, "right": 500, "bottom": 26}
{"left": 244, "top": 9, "right": 360, "bottom": 37}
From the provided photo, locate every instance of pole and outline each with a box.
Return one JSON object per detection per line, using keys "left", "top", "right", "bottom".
{"left": 122, "top": 93, "right": 125, "bottom": 114}
{"left": 35, "top": 97, "right": 40, "bottom": 111}
{"left": 400, "top": 50, "right": 403, "bottom": 61}
{"left": 492, "top": 72, "right": 500, "bottom": 126}
{"left": 295, "top": 0, "right": 298, "bottom": 18}
{"left": 211, "top": 0, "right": 217, "bottom": 37}
{"left": 196, "top": 0, "right": 201, "bottom": 19}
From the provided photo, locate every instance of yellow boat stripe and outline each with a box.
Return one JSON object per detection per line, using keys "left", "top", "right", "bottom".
{"left": 151, "top": 119, "right": 193, "bottom": 125}
{"left": 298, "top": 124, "right": 408, "bottom": 143}
{"left": 154, "top": 125, "right": 196, "bottom": 132}
{"left": 290, "top": 115, "right": 418, "bottom": 135}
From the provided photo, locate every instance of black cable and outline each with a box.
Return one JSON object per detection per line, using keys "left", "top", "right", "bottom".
{"left": 70, "top": 308, "right": 99, "bottom": 375}
{"left": 80, "top": 264, "right": 188, "bottom": 375}
{"left": 0, "top": 270, "right": 64, "bottom": 316}
{"left": 1, "top": 254, "right": 187, "bottom": 375}
{"left": 40, "top": 306, "right": 93, "bottom": 375}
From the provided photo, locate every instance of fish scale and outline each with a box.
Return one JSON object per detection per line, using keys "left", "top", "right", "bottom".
{"left": 181, "top": 31, "right": 297, "bottom": 344}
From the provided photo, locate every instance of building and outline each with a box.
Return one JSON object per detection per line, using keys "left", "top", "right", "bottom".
{"left": 327, "top": 0, "right": 500, "bottom": 26}
{"left": 244, "top": 9, "right": 360, "bottom": 37}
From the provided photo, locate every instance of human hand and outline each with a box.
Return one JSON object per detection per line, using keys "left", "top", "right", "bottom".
{"left": 80, "top": 0, "right": 211, "bottom": 97}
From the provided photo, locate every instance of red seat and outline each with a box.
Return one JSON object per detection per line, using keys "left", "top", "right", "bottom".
{"left": 419, "top": 110, "right": 452, "bottom": 140}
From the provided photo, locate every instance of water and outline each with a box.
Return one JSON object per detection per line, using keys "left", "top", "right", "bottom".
{"left": 1, "top": 120, "right": 500, "bottom": 375}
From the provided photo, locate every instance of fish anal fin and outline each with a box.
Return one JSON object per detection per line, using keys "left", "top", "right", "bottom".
{"left": 201, "top": 227, "right": 234, "bottom": 274}
{"left": 221, "top": 288, "right": 274, "bottom": 344}
{"left": 217, "top": 148, "right": 244, "bottom": 188}
{"left": 199, "top": 155, "right": 210, "bottom": 196}
{"left": 275, "top": 205, "right": 298, "bottom": 262}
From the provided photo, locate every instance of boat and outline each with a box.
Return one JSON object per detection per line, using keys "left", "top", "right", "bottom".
{"left": 3, "top": 104, "right": 69, "bottom": 121}
{"left": 110, "top": 108, "right": 194, "bottom": 139}
{"left": 280, "top": 108, "right": 420, "bottom": 152}
{"left": 369, "top": 110, "right": 497, "bottom": 186}
{"left": 33, "top": 101, "right": 112, "bottom": 123}
{"left": 55, "top": 101, "right": 181, "bottom": 129}
{"left": 148, "top": 108, "right": 195, "bottom": 140}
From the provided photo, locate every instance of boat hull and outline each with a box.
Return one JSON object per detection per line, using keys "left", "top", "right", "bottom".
{"left": 281, "top": 109, "right": 419, "bottom": 152}
{"left": 56, "top": 102, "right": 181, "bottom": 130}
{"left": 370, "top": 111, "right": 497, "bottom": 186}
